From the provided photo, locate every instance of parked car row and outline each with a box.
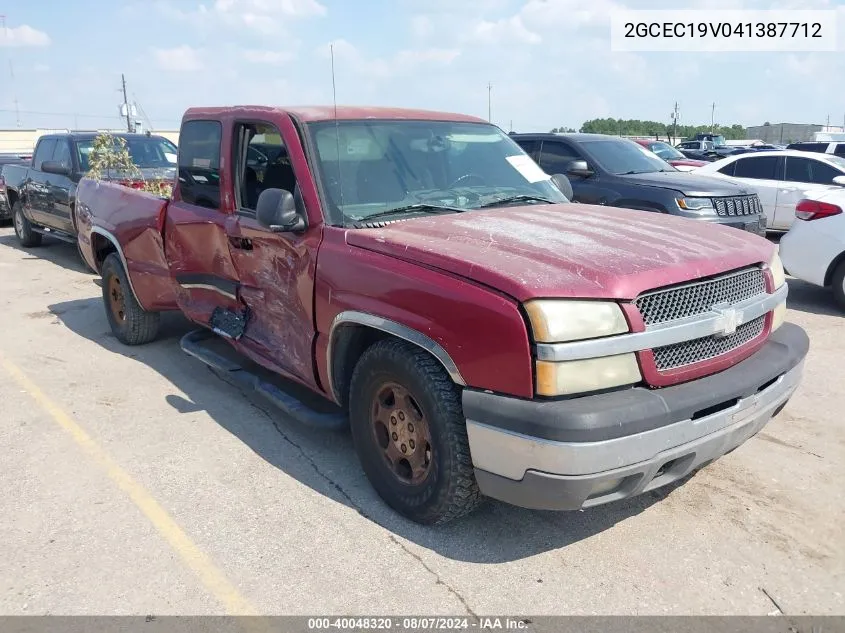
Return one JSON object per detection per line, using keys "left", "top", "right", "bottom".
{"left": 60, "top": 105, "right": 807, "bottom": 524}
{"left": 4, "top": 107, "right": 820, "bottom": 525}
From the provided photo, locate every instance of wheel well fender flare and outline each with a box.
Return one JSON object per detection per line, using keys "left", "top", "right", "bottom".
{"left": 825, "top": 250, "right": 845, "bottom": 286}
{"left": 326, "top": 311, "right": 466, "bottom": 405}
{"left": 90, "top": 227, "right": 142, "bottom": 306}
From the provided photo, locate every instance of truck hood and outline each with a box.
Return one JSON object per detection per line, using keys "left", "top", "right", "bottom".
{"left": 619, "top": 171, "right": 756, "bottom": 197}
{"left": 345, "top": 203, "right": 774, "bottom": 302}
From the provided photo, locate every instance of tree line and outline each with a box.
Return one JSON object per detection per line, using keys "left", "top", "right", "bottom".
{"left": 550, "top": 118, "right": 747, "bottom": 140}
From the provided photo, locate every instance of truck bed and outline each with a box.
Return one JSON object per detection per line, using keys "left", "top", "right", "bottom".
{"left": 76, "top": 178, "right": 178, "bottom": 311}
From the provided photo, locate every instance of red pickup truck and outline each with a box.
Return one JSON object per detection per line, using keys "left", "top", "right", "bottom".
{"left": 75, "top": 105, "right": 808, "bottom": 525}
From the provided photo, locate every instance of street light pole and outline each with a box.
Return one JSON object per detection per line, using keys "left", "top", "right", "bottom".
{"left": 487, "top": 82, "right": 492, "bottom": 122}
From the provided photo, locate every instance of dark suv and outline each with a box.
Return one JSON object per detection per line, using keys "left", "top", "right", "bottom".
{"left": 512, "top": 133, "right": 765, "bottom": 235}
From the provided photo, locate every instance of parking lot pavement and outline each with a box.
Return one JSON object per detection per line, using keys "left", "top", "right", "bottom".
{"left": 0, "top": 226, "right": 843, "bottom": 616}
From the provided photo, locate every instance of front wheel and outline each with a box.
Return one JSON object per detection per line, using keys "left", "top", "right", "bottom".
{"left": 101, "top": 253, "right": 160, "bottom": 345}
{"left": 349, "top": 339, "right": 481, "bottom": 524}
{"left": 12, "top": 201, "right": 42, "bottom": 247}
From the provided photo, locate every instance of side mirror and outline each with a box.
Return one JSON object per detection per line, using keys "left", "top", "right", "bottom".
{"left": 833, "top": 175, "right": 845, "bottom": 187}
{"left": 41, "top": 161, "right": 71, "bottom": 176}
{"left": 550, "top": 173, "right": 573, "bottom": 199}
{"left": 256, "top": 188, "right": 306, "bottom": 233}
{"left": 565, "top": 159, "right": 593, "bottom": 178}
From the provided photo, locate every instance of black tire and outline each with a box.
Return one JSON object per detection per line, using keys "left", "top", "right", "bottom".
{"left": 12, "top": 201, "right": 42, "bottom": 247}
{"left": 832, "top": 260, "right": 845, "bottom": 311}
{"left": 101, "top": 253, "right": 160, "bottom": 345}
{"left": 349, "top": 338, "right": 481, "bottom": 524}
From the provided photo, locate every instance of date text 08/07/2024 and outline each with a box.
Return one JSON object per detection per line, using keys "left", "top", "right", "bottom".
{"left": 307, "top": 617, "right": 531, "bottom": 630}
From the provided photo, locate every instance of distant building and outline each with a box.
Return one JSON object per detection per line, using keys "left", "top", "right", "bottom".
{"left": 744, "top": 123, "right": 845, "bottom": 144}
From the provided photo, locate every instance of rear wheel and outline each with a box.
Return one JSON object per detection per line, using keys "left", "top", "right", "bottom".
{"left": 101, "top": 253, "right": 160, "bottom": 345}
{"left": 12, "top": 201, "right": 42, "bottom": 247}
{"left": 832, "top": 260, "right": 845, "bottom": 311}
{"left": 349, "top": 339, "right": 481, "bottom": 524}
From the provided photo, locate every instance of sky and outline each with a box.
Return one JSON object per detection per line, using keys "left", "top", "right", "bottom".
{"left": 1, "top": 0, "right": 844, "bottom": 133}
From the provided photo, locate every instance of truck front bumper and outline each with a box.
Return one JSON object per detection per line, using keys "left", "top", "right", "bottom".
{"left": 691, "top": 213, "right": 766, "bottom": 236}
{"left": 463, "top": 323, "right": 808, "bottom": 511}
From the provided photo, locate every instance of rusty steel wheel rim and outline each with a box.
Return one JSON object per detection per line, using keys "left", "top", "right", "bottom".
{"left": 371, "top": 381, "right": 432, "bottom": 485}
{"left": 108, "top": 275, "right": 126, "bottom": 323}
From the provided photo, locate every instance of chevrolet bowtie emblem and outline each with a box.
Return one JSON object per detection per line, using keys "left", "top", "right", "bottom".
{"left": 713, "top": 306, "right": 742, "bottom": 338}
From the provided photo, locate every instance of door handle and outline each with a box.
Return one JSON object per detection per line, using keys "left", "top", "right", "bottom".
{"left": 228, "top": 236, "right": 253, "bottom": 250}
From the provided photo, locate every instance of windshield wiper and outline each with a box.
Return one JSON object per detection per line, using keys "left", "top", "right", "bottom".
{"left": 476, "top": 194, "right": 555, "bottom": 209}
{"left": 352, "top": 203, "right": 466, "bottom": 226}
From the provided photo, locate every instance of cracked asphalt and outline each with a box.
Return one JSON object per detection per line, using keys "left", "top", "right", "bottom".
{"left": 0, "top": 226, "right": 843, "bottom": 616}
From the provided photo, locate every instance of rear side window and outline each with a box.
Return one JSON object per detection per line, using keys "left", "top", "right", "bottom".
{"left": 718, "top": 161, "right": 736, "bottom": 176}
{"left": 808, "top": 159, "right": 842, "bottom": 185}
{"left": 785, "top": 157, "right": 812, "bottom": 182}
{"left": 834, "top": 144, "right": 845, "bottom": 157}
{"left": 788, "top": 143, "right": 827, "bottom": 153}
{"left": 733, "top": 156, "right": 780, "bottom": 180}
{"left": 178, "top": 120, "right": 222, "bottom": 210}
{"left": 515, "top": 140, "right": 540, "bottom": 161}
{"left": 33, "top": 138, "right": 56, "bottom": 171}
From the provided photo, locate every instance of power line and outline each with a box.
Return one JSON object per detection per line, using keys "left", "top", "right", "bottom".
{"left": 0, "top": 108, "right": 124, "bottom": 119}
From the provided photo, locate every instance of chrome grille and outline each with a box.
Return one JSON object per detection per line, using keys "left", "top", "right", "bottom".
{"left": 652, "top": 316, "right": 765, "bottom": 371}
{"left": 635, "top": 267, "right": 766, "bottom": 326}
{"left": 713, "top": 195, "right": 761, "bottom": 217}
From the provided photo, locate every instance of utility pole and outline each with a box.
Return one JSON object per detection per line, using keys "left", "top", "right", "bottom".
{"left": 826, "top": 113, "right": 830, "bottom": 130}
{"left": 710, "top": 102, "right": 716, "bottom": 133}
{"left": 121, "top": 74, "right": 132, "bottom": 132}
{"left": 670, "top": 101, "right": 680, "bottom": 143}
{"left": 2, "top": 16, "right": 22, "bottom": 128}
{"left": 487, "top": 82, "right": 492, "bottom": 122}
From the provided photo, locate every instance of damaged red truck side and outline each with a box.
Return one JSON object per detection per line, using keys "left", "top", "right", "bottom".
{"left": 76, "top": 105, "right": 808, "bottom": 525}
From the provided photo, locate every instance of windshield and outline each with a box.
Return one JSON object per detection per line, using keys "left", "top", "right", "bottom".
{"left": 648, "top": 142, "right": 685, "bottom": 160}
{"left": 306, "top": 120, "right": 568, "bottom": 225}
{"left": 76, "top": 136, "right": 178, "bottom": 171}
{"left": 582, "top": 139, "right": 676, "bottom": 175}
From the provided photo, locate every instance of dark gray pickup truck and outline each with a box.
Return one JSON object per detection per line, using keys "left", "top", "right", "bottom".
{"left": 3, "top": 132, "right": 176, "bottom": 247}
{"left": 512, "top": 133, "right": 766, "bottom": 235}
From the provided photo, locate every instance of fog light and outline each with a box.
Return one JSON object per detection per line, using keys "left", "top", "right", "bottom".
{"left": 588, "top": 477, "right": 623, "bottom": 498}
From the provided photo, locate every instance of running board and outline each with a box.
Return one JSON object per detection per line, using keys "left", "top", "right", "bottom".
{"left": 32, "top": 226, "right": 76, "bottom": 244}
{"left": 179, "top": 329, "right": 348, "bottom": 431}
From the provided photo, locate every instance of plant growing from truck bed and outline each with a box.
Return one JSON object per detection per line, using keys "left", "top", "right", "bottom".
{"left": 86, "top": 132, "right": 173, "bottom": 198}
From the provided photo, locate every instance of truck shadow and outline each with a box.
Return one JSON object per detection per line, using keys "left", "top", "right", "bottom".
{"left": 785, "top": 278, "right": 842, "bottom": 317}
{"left": 0, "top": 233, "right": 92, "bottom": 275}
{"left": 48, "top": 295, "right": 693, "bottom": 563}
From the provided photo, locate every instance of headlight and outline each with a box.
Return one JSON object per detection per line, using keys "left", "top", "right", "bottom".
{"left": 677, "top": 197, "right": 715, "bottom": 212}
{"left": 536, "top": 355, "right": 642, "bottom": 396}
{"left": 524, "top": 300, "right": 629, "bottom": 343}
{"left": 769, "top": 252, "right": 786, "bottom": 289}
{"left": 771, "top": 302, "right": 786, "bottom": 332}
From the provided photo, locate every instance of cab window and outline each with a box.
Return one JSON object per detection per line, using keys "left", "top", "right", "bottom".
{"left": 178, "top": 120, "right": 222, "bottom": 210}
